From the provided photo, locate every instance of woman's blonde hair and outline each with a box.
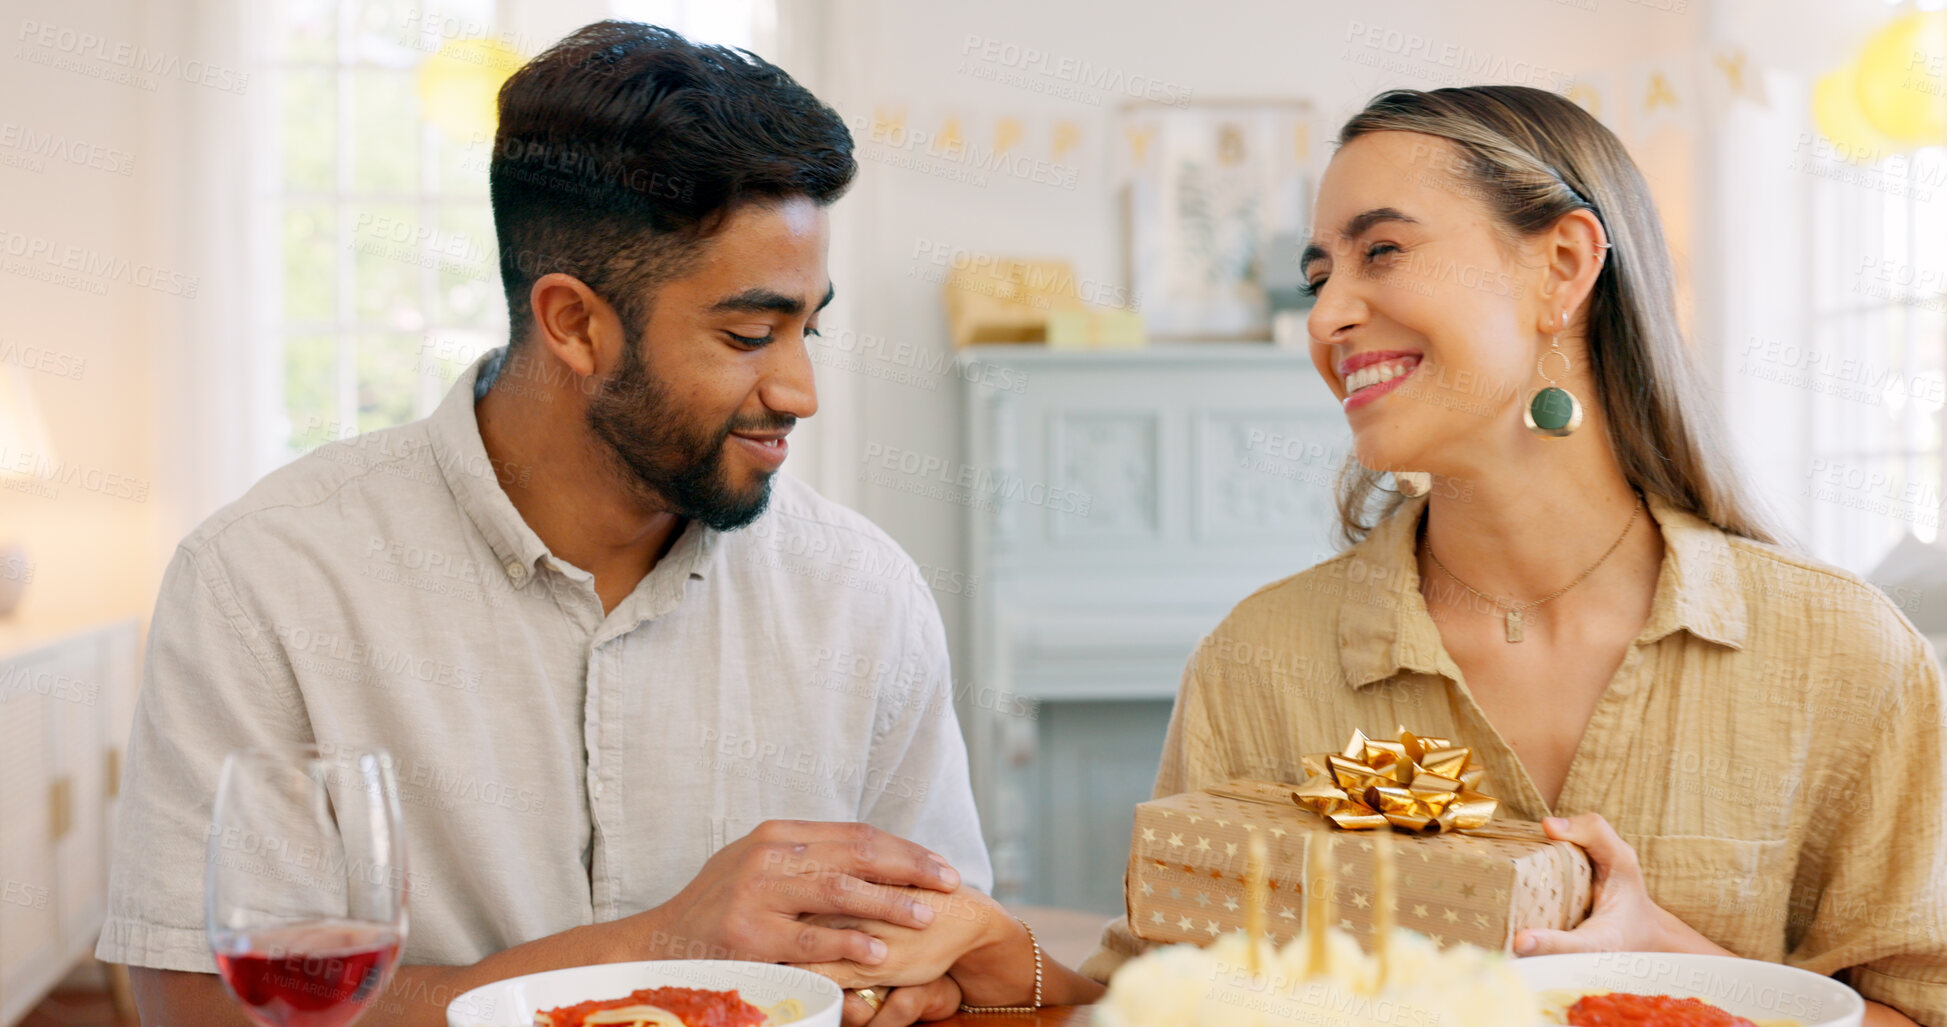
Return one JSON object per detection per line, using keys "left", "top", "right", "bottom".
{"left": 1329, "top": 86, "right": 1782, "bottom": 547}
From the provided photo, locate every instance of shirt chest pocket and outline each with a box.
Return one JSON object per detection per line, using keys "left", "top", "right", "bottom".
{"left": 710, "top": 816, "right": 773, "bottom": 857}
{"left": 1635, "top": 834, "right": 1797, "bottom": 962}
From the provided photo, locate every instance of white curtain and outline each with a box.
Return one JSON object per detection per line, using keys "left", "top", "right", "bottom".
{"left": 139, "top": 0, "right": 273, "bottom": 549}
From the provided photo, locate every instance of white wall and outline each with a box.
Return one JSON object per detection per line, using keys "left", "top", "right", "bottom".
{"left": 0, "top": 0, "right": 172, "bottom": 628}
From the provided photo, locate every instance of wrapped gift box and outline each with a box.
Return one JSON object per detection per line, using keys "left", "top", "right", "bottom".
{"left": 943, "top": 258, "right": 1085, "bottom": 346}
{"left": 1126, "top": 779, "right": 1593, "bottom": 953}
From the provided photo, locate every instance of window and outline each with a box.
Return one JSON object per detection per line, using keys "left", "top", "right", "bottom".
{"left": 259, "top": 0, "right": 770, "bottom": 467}
{"left": 1803, "top": 144, "right": 1947, "bottom": 571}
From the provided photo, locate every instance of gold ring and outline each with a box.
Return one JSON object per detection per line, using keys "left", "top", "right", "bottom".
{"left": 853, "top": 987, "right": 885, "bottom": 1011}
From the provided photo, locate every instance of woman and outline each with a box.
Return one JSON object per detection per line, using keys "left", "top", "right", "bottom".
{"left": 1085, "top": 85, "right": 1947, "bottom": 1026}
{"left": 805, "top": 84, "right": 1946, "bottom": 1026}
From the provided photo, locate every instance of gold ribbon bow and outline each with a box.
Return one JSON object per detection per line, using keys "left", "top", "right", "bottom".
{"left": 1292, "top": 728, "right": 1499, "bottom": 833}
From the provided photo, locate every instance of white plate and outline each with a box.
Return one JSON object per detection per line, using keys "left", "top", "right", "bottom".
{"left": 444, "top": 959, "right": 842, "bottom": 1027}
{"left": 1514, "top": 952, "right": 1865, "bottom": 1027}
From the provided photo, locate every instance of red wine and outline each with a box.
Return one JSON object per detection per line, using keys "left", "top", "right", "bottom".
{"left": 213, "top": 921, "right": 402, "bottom": 1027}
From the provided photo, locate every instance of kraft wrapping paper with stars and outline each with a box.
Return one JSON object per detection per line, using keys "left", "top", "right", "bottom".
{"left": 1126, "top": 779, "right": 1594, "bottom": 953}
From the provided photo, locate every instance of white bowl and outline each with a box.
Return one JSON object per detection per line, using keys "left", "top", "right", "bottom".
{"left": 1514, "top": 952, "right": 1864, "bottom": 1027}
{"left": 444, "top": 959, "right": 842, "bottom": 1027}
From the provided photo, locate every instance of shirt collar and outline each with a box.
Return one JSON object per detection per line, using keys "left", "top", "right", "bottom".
{"left": 425, "top": 347, "right": 719, "bottom": 589}
{"left": 1336, "top": 490, "right": 1748, "bottom": 690}
{"left": 1636, "top": 492, "right": 1748, "bottom": 650}
{"left": 1336, "top": 495, "right": 1446, "bottom": 690}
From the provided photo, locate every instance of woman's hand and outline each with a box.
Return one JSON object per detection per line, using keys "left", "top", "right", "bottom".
{"left": 1514, "top": 814, "right": 1732, "bottom": 957}
{"left": 839, "top": 977, "right": 963, "bottom": 1027}
{"left": 793, "top": 886, "right": 1008, "bottom": 990}
{"left": 942, "top": 914, "right": 1041, "bottom": 1008}
{"left": 1516, "top": 816, "right": 1921, "bottom": 1026}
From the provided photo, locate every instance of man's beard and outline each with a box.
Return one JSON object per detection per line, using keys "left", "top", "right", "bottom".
{"left": 584, "top": 336, "right": 790, "bottom": 532}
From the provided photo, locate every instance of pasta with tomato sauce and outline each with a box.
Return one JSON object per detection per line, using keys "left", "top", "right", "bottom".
{"left": 533, "top": 986, "right": 805, "bottom": 1027}
{"left": 1537, "top": 989, "right": 1800, "bottom": 1027}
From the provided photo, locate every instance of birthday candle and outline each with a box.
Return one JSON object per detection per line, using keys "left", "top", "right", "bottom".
{"left": 1245, "top": 833, "right": 1268, "bottom": 977}
{"left": 1372, "top": 830, "right": 1395, "bottom": 992}
{"left": 1306, "top": 829, "right": 1335, "bottom": 978}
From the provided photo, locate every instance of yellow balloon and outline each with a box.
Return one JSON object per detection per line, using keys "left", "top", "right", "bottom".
{"left": 1816, "top": 62, "right": 1909, "bottom": 161}
{"left": 1854, "top": 10, "right": 1947, "bottom": 145}
{"left": 416, "top": 37, "right": 526, "bottom": 144}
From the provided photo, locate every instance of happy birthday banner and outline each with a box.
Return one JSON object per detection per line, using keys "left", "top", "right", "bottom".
{"left": 844, "top": 103, "right": 1103, "bottom": 192}
{"left": 847, "top": 48, "right": 1785, "bottom": 187}
{"left": 1549, "top": 45, "right": 1771, "bottom": 148}
{"left": 845, "top": 19, "right": 1947, "bottom": 198}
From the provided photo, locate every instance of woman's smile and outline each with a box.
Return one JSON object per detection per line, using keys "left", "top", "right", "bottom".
{"left": 1338, "top": 350, "right": 1423, "bottom": 411}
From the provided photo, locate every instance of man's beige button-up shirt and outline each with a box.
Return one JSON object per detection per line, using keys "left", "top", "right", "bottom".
{"left": 98, "top": 350, "right": 991, "bottom": 973}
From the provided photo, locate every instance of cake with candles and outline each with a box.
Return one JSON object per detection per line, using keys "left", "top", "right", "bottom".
{"left": 1096, "top": 830, "right": 1543, "bottom": 1027}
{"left": 1094, "top": 924, "right": 1539, "bottom": 1027}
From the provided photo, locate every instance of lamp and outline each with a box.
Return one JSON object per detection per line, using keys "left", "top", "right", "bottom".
{"left": 0, "top": 362, "right": 56, "bottom": 616}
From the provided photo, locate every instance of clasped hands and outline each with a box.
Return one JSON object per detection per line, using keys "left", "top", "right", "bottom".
{"left": 640, "top": 820, "right": 1035, "bottom": 1027}
{"left": 794, "top": 884, "right": 1032, "bottom": 1026}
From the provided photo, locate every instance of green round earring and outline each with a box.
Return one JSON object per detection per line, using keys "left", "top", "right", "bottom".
{"left": 1524, "top": 332, "right": 1583, "bottom": 438}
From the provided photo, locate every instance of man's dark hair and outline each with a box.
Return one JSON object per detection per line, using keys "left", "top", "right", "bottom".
{"left": 489, "top": 21, "right": 855, "bottom": 343}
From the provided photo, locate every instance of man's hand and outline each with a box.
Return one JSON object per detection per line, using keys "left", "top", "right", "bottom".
{"left": 635, "top": 820, "right": 963, "bottom": 967}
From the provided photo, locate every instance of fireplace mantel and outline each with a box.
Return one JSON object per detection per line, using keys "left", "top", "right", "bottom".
{"left": 956, "top": 343, "right": 1345, "bottom": 911}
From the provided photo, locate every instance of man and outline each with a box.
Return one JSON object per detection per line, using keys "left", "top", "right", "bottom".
{"left": 99, "top": 22, "right": 996, "bottom": 1025}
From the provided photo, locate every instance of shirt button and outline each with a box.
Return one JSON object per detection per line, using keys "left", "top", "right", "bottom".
{"left": 590, "top": 778, "right": 604, "bottom": 800}
{"left": 506, "top": 561, "right": 527, "bottom": 585}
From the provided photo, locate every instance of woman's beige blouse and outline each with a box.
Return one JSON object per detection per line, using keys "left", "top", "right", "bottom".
{"left": 1085, "top": 494, "right": 1947, "bottom": 1026}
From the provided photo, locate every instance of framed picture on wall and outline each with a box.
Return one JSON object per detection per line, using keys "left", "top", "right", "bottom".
{"left": 1116, "top": 99, "right": 1317, "bottom": 341}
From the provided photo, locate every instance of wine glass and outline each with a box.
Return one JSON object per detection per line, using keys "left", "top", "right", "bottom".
{"left": 206, "top": 745, "right": 409, "bottom": 1027}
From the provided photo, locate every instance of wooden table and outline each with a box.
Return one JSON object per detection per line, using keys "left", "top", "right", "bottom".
{"left": 934, "top": 1008, "right": 1092, "bottom": 1025}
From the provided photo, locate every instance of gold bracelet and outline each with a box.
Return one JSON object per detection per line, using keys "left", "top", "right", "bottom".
{"left": 957, "top": 917, "right": 1043, "bottom": 1014}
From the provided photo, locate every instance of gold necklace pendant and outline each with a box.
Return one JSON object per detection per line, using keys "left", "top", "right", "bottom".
{"left": 1423, "top": 494, "right": 1644, "bottom": 644}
